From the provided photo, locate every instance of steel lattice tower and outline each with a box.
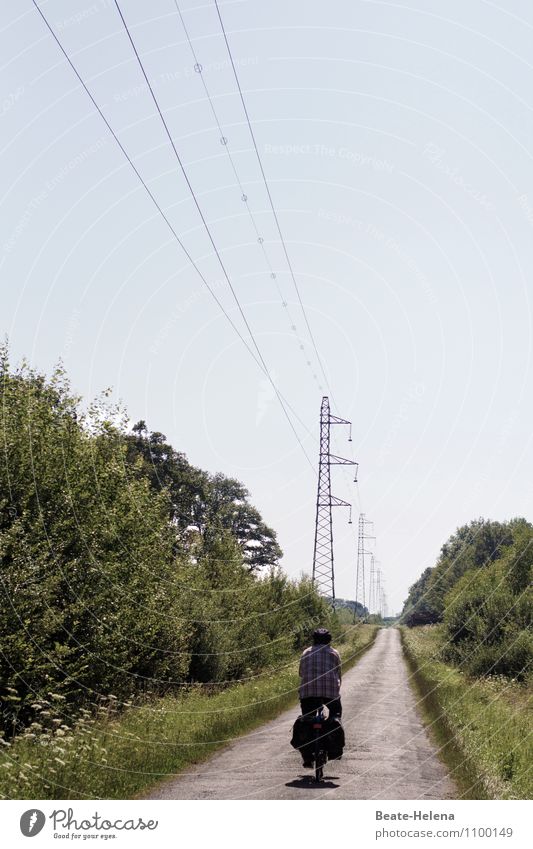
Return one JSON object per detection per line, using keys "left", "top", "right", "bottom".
{"left": 312, "top": 396, "right": 357, "bottom": 606}
{"left": 354, "top": 513, "right": 374, "bottom": 620}
{"left": 376, "top": 568, "right": 382, "bottom": 618}
{"left": 369, "top": 554, "right": 376, "bottom": 614}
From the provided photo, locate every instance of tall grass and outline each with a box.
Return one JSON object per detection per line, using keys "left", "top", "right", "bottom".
{"left": 401, "top": 625, "right": 532, "bottom": 799}
{"left": 0, "top": 625, "right": 378, "bottom": 800}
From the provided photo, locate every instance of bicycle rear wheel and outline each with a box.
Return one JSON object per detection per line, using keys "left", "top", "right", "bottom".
{"left": 314, "top": 740, "right": 326, "bottom": 782}
{"left": 314, "top": 732, "right": 321, "bottom": 782}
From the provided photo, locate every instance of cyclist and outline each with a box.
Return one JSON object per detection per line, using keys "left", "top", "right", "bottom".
{"left": 299, "top": 627, "right": 342, "bottom": 720}
{"left": 297, "top": 627, "right": 342, "bottom": 767}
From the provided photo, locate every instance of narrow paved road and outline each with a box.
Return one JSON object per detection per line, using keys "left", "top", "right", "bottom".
{"left": 147, "top": 629, "right": 456, "bottom": 800}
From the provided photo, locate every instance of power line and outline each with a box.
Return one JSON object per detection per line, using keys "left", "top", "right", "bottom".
{"left": 213, "top": 0, "right": 332, "bottom": 395}
{"left": 172, "top": 0, "right": 324, "bottom": 393}
{"left": 31, "top": 0, "right": 315, "bottom": 472}
{"left": 112, "top": 0, "right": 315, "bottom": 467}
{"left": 33, "top": 0, "right": 367, "bottom": 603}
{"left": 212, "top": 1, "right": 364, "bottom": 520}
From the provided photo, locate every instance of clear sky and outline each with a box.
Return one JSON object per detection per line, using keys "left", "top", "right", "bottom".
{"left": 2, "top": 0, "right": 533, "bottom": 614}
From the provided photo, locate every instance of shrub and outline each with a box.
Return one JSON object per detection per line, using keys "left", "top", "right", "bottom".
{"left": 0, "top": 350, "right": 331, "bottom": 738}
{"left": 442, "top": 527, "right": 533, "bottom": 679}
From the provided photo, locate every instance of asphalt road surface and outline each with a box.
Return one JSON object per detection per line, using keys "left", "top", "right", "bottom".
{"left": 147, "top": 628, "right": 457, "bottom": 800}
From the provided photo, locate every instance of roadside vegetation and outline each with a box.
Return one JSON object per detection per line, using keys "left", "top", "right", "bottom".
{"left": 0, "top": 624, "right": 378, "bottom": 799}
{"left": 0, "top": 349, "right": 376, "bottom": 797}
{"left": 0, "top": 350, "right": 319, "bottom": 732}
{"left": 401, "top": 517, "right": 532, "bottom": 799}
{"left": 0, "top": 350, "right": 379, "bottom": 798}
{"left": 401, "top": 626, "right": 531, "bottom": 799}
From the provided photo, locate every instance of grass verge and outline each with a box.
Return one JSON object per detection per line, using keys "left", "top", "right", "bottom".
{"left": 0, "top": 624, "right": 379, "bottom": 799}
{"left": 400, "top": 625, "right": 532, "bottom": 799}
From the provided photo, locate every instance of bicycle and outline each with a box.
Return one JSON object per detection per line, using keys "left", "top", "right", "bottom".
{"left": 310, "top": 705, "right": 328, "bottom": 782}
{"left": 292, "top": 702, "right": 343, "bottom": 782}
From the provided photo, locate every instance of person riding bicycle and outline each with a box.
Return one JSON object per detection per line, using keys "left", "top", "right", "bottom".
{"left": 299, "top": 627, "right": 342, "bottom": 719}
{"left": 292, "top": 628, "right": 344, "bottom": 769}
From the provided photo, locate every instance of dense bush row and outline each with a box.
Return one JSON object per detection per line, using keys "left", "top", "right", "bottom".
{"left": 0, "top": 350, "right": 329, "bottom": 738}
{"left": 402, "top": 518, "right": 532, "bottom": 679}
{"left": 442, "top": 525, "right": 532, "bottom": 678}
{"left": 401, "top": 626, "right": 532, "bottom": 799}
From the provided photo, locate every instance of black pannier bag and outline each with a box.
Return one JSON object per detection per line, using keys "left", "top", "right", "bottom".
{"left": 290, "top": 715, "right": 345, "bottom": 760}
{"left": 324, "top": 715, "right": 345, "bottom": 759}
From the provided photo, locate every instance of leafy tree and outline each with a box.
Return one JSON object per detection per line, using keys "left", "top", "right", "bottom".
{"left": 127, "top": 421, "right": 209, "bottom": 534}
{"left": 127, "top": 424, "right": 282, "bottom": 571}
{"left": 403, "top": 512, "right": 532, "bottom": 679}
{"left": 401, "top": 568, "right": 436, "bottom": 625}
{"left": 401, "top": 519, "right": 524, "bottom": 626}
{"left": 333, "top": 597, "right": 368, "bottom": 619}
{"left": 442, "top": 534, "right": 533, "bottom": 679}
{"left": 203, "top": 474, "right": 282, "bottom": 570}
{"left": 0, "top": 348, "right": 323, "bottom": 739}
{"left": 0, "top": 352, "right": 194, "bottom": 734}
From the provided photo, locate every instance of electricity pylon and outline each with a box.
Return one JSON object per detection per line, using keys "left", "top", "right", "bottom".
{"left": 369, "top": 557, "right": 384, "bottom": 616}
{"left": 369, "top": 554, "right": 376, "bottom": 614}
{"left": 312, "top": 396, "right": 358, "bottom": 607}
{"left": 354, "top": 514, "right": 374, "bottom": 621}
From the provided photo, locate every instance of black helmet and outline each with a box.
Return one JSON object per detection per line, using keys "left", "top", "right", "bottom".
{"left": 313, "top": 628, "right": 332, "bottom": 644}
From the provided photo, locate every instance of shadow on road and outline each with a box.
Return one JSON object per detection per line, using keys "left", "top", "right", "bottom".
{"left": 286, "top": 776, "right": 340, "bottom": 790}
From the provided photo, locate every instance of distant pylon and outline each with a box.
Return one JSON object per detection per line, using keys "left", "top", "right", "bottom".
{"left": 377, "top": 571, "right": 387, "bottom": 619}
{"left": 312, "top": 396, "right": 358, "bottom": 607}
{"left": 369, "top": 554, "right": 376, "bottom": 614}
{"left": 354, "top": 513, "right": 374, "bottom": 621}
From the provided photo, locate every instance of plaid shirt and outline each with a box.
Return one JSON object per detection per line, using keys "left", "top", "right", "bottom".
{"left": 298, "top": 644, "right": 342, "bottom": 699}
